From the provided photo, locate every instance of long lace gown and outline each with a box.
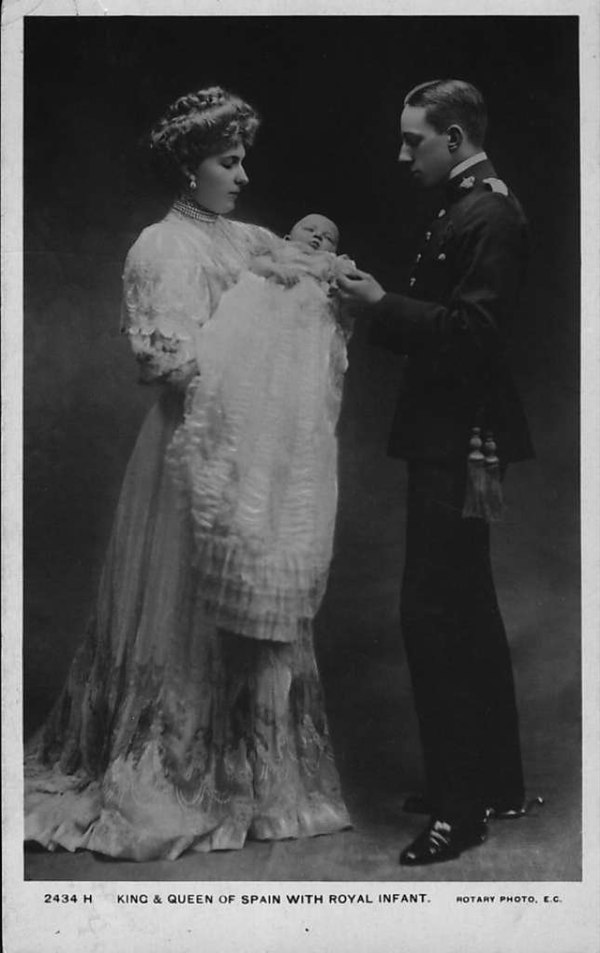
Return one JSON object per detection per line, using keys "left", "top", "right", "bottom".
{"left": 24, "top": 201, "right": 351, "bottom": 862}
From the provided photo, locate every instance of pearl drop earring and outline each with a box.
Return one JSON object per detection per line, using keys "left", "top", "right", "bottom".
{"left": 188, "top": 175, "right": 197, "bottom": 191}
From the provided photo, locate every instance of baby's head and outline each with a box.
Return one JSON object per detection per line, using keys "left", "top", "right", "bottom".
{"left": 287, "top": 213, "right": 339, "bottom": 254}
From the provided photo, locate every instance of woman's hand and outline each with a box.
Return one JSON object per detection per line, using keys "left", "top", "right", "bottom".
{"left": 166, "top": 358, "right": 200, "bottom": 390}
{"left": 336, "top": 269, "right": 386, "bottom": 306}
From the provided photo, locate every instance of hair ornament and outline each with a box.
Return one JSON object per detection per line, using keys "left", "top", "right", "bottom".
{"left": 148, "top": 85, "right": 260, "bottom": 190}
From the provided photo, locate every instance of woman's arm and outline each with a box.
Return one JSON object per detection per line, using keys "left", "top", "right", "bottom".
{"left": 121, "top": 223, "right": 212, "bottom": 389}
{"left": 122, "top": 328, "right": 199, "bottom": 389}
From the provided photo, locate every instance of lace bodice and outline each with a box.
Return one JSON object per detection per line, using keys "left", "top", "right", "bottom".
{"left": 121, "top": 207, "right": 273, "bottom": 385}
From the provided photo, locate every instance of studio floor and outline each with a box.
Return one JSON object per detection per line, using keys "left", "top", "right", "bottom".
{"left": 24, "top": 778, "right": 577, "bottom": 884}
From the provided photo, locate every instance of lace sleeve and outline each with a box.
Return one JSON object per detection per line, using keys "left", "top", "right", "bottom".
{"left": 121, "top": 223, "right": 212, "bottom": 387}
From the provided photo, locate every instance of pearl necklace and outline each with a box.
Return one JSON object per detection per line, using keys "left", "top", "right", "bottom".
{"left": 172, "top": 197, "right": 219, "bottom": 223}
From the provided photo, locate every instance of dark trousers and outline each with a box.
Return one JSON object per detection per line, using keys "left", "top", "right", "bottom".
{"left": 401, "top": 460, "right": 525, "bottom": 825}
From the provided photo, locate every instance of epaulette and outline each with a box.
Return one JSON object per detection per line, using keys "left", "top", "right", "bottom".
{"left": 482, "top": 177, "right": 509, "bottom": 196}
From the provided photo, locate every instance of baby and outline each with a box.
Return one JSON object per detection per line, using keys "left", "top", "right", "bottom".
{"left": 168, "top": 213, "right": 354, "bottom": 643}
{"left": 286, "top": 212, "right": 340, "bottom": 252}
{"left": 252, "top": 212, "right": 355, "bottom": 289}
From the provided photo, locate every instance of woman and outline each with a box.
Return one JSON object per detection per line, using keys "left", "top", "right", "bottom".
{"left": 25, "top": 87, "right": 351, "bottom": 862}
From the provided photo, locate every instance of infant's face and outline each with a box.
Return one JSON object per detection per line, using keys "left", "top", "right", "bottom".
{"left": 288, "top": 214, "right": 339, "bottom": 253}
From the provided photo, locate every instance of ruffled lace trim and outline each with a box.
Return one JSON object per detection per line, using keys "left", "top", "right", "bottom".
{"left": 185, "top": 535, "right": 331, "bottom": 642}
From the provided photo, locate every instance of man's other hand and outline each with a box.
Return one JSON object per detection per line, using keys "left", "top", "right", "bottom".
{"left": 336, "top": 269, "right": 386, "bottom": 306}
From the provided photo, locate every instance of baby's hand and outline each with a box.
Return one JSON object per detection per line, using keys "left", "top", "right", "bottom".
{"left": 251, "top": 256, "right": 300, "bottom": 287}
{"left": 332, "top": 255, "right": 359, "bottom": 281}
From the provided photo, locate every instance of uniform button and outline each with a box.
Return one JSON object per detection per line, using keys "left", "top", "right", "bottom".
{"left": 437, "top": 208, "right": 447, "bottom": 218}
{"left": 425, "top": 231, "right": 432, "bottom": 241}
{"left": 409, "top": 277, "right": 416, "bottom": 287}
{"left": 438, "top": 252, "right": 447, "bottom": 261}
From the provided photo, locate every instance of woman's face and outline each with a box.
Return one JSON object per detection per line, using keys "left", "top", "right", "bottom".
{"left": 190, "top": 142, "right": 249, "bottom": 214}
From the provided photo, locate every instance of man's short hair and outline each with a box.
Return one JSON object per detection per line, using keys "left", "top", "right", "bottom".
{"left": 404, "top": 79, "right": 487, "bottom": 148}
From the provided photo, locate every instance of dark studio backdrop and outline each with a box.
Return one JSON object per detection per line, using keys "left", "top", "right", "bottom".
{"left": 24, "top": 16, "right": 580, "bottom": 874}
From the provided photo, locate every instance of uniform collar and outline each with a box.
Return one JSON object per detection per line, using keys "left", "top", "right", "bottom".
{"left": 444, "top": 157, "right": 497, "bottom": 203}
{"left": 448, "top": 151, "right": 488, "bottom": 180}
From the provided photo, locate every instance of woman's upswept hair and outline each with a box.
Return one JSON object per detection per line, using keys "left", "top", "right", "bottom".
{"left": 404, "top": 79, "right": 487, "bottom": 148}
{"left": 149, "top": 86, "right": 260, "bottom": 187}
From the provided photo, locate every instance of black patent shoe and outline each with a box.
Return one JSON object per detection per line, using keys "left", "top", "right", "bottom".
{"left": 404, "top": 793, "right": 545, "bottom": 820}
{"left": 486, "top": 796, "right": 545, "bottom": 820}
{"left": 399, "top": 818, "right": 487, "bottom": 866}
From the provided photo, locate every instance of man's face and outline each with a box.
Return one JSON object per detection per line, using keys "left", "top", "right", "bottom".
{"left": 398, "top": 105, "right": 453, "bottom": 188}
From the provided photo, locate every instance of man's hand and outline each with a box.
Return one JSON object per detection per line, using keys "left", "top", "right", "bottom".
{"left": 336, "top": 269, "right": 386, "bottom": 306}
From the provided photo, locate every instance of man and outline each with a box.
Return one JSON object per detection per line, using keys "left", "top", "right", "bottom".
{"left": 338, "top": 79, "right": 538, "bottom": 865}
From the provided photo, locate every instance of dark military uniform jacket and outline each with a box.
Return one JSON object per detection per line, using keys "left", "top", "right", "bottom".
{"left": 370, "top": 157, "right": 534, "bottom": 464}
